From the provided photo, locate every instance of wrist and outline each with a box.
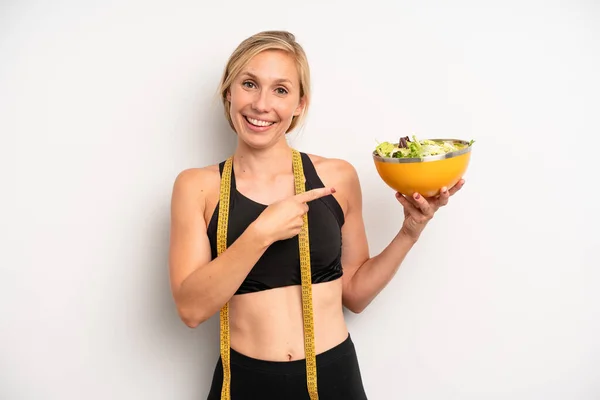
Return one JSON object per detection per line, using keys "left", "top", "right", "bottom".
{"left": 397, "top": 227, "right": 419, "bottom": 244}
{"left": 248, "top": 220, "right": 273, "bottom": 249}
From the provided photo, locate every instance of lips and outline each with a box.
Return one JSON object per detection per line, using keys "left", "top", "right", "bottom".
{"left": 244, "top": 116, "right": 275, "bottom": 127}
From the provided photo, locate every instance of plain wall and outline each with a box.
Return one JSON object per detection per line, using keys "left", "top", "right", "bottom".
{"left": 1, "top": 1, "right": 598, "bottom": 399}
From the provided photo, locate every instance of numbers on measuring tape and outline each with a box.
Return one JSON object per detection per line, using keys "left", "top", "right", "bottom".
{"left": 216, "top": 150, "right": 319, "bottom": 399}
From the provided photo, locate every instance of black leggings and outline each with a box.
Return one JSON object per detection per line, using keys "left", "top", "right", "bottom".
{"left": 207, "top": 334, "right": 368, "bottom": 400}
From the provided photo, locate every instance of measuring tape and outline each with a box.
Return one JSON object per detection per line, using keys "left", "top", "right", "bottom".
{"left": 216, "top": 149, "right": 319, "bottom": 400}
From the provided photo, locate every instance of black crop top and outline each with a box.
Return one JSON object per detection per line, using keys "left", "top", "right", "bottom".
{"left": 206, "top": 152, "right": 345, "bottom": 295}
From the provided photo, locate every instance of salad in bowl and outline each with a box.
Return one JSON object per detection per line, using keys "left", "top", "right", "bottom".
{"left": 372, "top": 135, "right": 474, "bottom": 196}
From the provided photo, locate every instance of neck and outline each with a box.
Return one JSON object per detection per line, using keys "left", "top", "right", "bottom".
{"left": 233, "top": 137, "right": 293, "bottom": 178}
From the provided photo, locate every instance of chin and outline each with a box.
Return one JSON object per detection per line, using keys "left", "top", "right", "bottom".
{"left": 237, "top": 131, "right": 283, "bottom": 150}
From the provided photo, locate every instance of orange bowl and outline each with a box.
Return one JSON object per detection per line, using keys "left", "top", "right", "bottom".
{"left": 373, "top": 139, "right": 472, "bottom": 197}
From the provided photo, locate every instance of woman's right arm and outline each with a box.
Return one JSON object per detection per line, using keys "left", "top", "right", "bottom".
{"left": 168, "top": 168, "right": 335, "bottom": 328}
{"left": 168, "top": 168, "right": 270, "bottom": 328}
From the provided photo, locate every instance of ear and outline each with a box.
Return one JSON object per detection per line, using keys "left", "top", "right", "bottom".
{"left": 226, "top": 89, "right": 231, "bottom": 102}
{"left": 293, "top": 96, "right": 306, "bottom": 116}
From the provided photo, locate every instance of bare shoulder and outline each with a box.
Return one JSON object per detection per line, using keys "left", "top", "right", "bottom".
{"left": 305, "top": 153, "right": 361, "bottom": 214}
{"left": 305, "top": 153, "right": 359, "bottom": 186}
{"left": 173, "top": 164, "right": 220, "bottom": 194}
{"left": 171, "top": 164, "right": 221, "bottom": 218}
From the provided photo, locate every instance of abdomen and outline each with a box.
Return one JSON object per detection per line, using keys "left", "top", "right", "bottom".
{"left": 228, "top": 278, "right": 348, "bottom": 362}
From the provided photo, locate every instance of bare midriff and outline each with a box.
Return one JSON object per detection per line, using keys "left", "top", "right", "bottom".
{"left": 228, "top": 279, "right": 348, "bottom": 362}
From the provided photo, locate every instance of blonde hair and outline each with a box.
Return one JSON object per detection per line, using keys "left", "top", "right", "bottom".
{"left": 218, "top": 31, "right": 311, "bottom": 134}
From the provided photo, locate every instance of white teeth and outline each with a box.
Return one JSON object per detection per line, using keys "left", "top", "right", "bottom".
{"left": 246, "top": 117, "right": 274, "bottom": 127}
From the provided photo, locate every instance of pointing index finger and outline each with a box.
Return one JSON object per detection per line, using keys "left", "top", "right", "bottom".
{"left": 295, "top": 187, "right": 336, "bottom": 203}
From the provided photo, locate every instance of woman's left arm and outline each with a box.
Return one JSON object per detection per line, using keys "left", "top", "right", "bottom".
{"left": 338, "top": 161, "right": 465, "bottom": 313}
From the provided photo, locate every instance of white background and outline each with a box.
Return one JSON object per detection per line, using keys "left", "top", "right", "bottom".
{"left": 1, "top": 1, "right": 599, "bottom": 399}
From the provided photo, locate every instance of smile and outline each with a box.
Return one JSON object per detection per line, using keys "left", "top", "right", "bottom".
{"left": 245, "top": 116, "right": 275, "bottom": 127}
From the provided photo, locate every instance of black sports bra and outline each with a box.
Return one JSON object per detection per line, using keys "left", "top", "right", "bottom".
{"left": 206, "top": 152, "right": 345, "bottom": 295}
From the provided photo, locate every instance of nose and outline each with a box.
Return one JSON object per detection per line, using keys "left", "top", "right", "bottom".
{"left": 252, "top": 89, "right": 271, "bottom": 113}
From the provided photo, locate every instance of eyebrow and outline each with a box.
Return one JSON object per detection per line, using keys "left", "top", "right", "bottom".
{"left": 240, "top": 72, "right": 294, "bottom": 86}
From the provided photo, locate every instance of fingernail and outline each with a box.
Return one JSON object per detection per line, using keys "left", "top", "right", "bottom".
{"left": 331, "top": 187, "right": 336, "bottom": 193}
{"left": 414, "top": 193, "right": 420, "bottom": 199}
{"left": 442, "top": 187, "right": 447, "bottom": 193}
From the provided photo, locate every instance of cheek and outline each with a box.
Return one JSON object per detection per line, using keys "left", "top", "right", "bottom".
{"left": 277, "top": 99, "right": 301, "bottom": 118}
{"left": 228, "top": 86, "right": 249, "bottom": 108}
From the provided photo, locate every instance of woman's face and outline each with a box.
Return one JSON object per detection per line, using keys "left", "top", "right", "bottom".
{"left": 227, "top": 50, "right": 305, "bottom": 149}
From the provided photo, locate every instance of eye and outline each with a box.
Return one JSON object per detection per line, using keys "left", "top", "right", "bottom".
{"left": 275, "top": 87, "right": 288, "bottom": 95}
{"left": 242, "top": 80, "right": 256, "bottom": 89}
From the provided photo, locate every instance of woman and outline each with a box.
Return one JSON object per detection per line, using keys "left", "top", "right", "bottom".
{"left": 169, "top": 31, "right": 464, "bottom": 400}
